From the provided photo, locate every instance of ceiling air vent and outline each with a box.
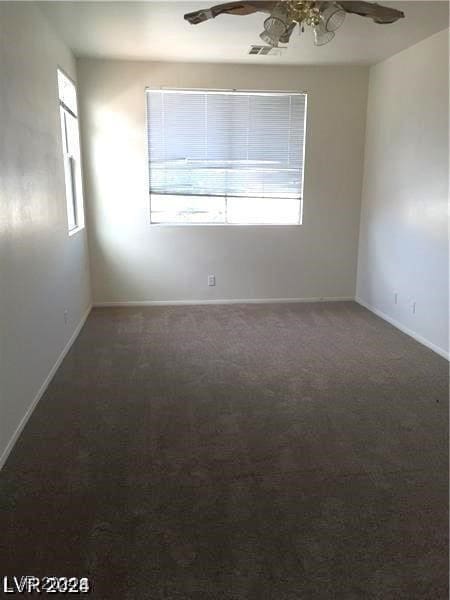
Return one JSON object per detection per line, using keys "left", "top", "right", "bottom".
{"left": 248, "top": 45, "right": 286, "bottom": 56}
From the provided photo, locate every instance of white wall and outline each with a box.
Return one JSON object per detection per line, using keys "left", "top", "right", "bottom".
{"left": 77, "top": 59, "right": 368, "bottom": 304}
{"left": 0, "top": 3, "right": 91, "bottom": 465}
{"left": 356, "top": 29, "right": 449, "bottom": 357}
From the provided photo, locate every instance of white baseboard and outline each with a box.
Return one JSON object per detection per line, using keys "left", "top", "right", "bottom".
{"left": 0, "top": 305, "right": 92, "bottom": 471}
{"left": 355, "top": 297, "right": 449, "bottom": 360}
{"left": 94, "top": 296, "right": 354, "bottom": 308}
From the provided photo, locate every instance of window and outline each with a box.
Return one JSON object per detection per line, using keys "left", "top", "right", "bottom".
{"left": 58, "top": 69, "right": 84, "bottom": 234}
{"left": 146, "top": 89, "right": 307, "bottom": 225}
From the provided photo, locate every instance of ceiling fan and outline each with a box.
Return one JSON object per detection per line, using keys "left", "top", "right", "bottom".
{"left": 184, "top": 1, "right": 405, "bottom": 47}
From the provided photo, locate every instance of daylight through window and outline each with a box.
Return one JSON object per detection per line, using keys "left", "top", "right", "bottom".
{"left": 58, "top": 69, "right": 84, "bottom": 233}
{"left": 147, "top": 89, "right": 307, "bottom": 225}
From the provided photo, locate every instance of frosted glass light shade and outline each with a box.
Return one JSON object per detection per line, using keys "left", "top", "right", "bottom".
{"left": 260, "top": 16, "right": 288, "bottom": 46}
{"left": 321, "top": 3, "right": 346, "bottom": 31}
{"left": 313, "top": 21, "right": 335, "bottom": 45}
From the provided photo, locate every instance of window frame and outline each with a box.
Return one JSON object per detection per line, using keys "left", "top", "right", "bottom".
{"left": 146, "top": 87, "right": 307, "bottom": 227}
{"left": 57, "top": 67, "right": 85, "bottom": 236}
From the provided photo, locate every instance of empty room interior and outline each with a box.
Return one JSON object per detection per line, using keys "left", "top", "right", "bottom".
{"left": 0, "top": 0, "right": 449, "bottom": 597}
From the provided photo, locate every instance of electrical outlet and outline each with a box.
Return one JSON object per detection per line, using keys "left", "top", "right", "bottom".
{"left": 394, "top": 292, "right": 398, "bottom": 305}
{"left": 64, "top": 309, "right": 69, "bottom": 324}
{"left": 410, "top": 300, "right": 416, "bottom": 315}
{"left": 208, "top": 275, "right": 216, "bottom": 287}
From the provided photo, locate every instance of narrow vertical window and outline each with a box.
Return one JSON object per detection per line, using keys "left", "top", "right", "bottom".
{"left": 58, "top": 69, "right": 84, "bottom": 234}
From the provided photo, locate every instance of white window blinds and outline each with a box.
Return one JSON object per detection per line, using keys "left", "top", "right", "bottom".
{"left": 146, "top": 89, "right": 307, "bottom": 225}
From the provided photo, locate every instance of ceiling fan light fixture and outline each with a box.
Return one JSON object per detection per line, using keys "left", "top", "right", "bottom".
{"left": 259, "top": 2, "right": 292, "bottom": 47}
{"left": 184, "top": 1, "right": 406, "bottom": 52}
{"left": 313, "top": 21, "right": 335, "bottom": 45}
{"left": 260, "top": 15, "right": 288, "bottom": 46}
{"left": 279, "top": 21, "right": 297, "bottom": 44}
{"left": 320, "top": 2, "right": 346, "bottom": 31}
{"left": 259, "top": 28, "right": 275, "bottom": 46}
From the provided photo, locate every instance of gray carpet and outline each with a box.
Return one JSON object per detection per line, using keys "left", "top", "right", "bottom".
{"left": 0, "top": 301, "right": 448, "bottom": 599}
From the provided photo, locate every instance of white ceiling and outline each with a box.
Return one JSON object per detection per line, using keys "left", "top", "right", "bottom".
{"left": 39, "top": 1, "right": 449, "bottom": 65}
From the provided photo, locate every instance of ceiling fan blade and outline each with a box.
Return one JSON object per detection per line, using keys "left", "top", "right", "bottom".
{"left": 338, "top": 1, "right": 405, "bottom": 24}
{"left": 184, "top": 1, "right": 276, "bottom": 25}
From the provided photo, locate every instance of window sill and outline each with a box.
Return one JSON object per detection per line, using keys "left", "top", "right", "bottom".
{"left": 149, "top": 222, "right": 303, "bottom": 227}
